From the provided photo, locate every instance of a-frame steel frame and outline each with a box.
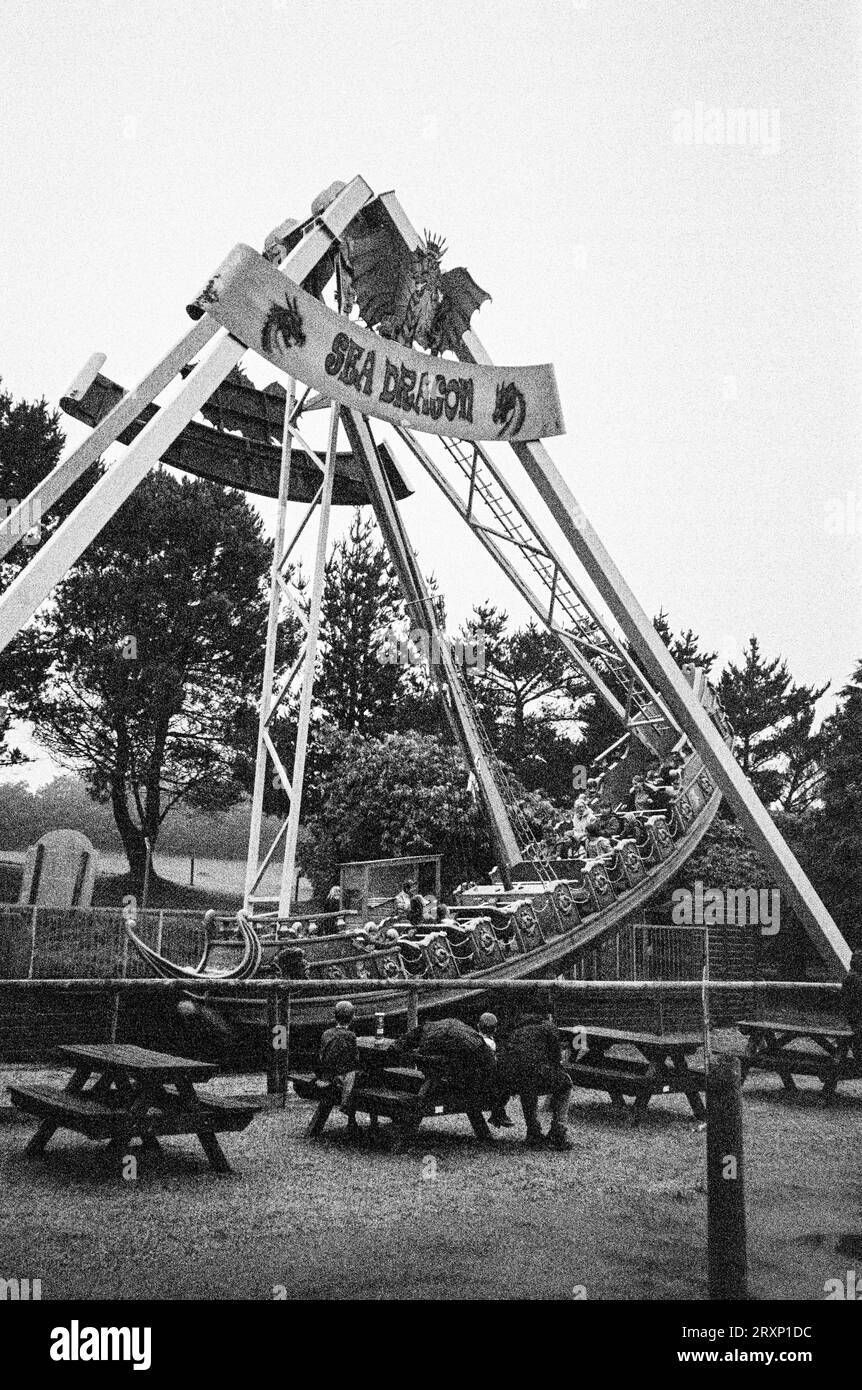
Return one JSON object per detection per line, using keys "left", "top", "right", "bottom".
{"left": 0, "top": 176, "right": 849, "bottom": 975}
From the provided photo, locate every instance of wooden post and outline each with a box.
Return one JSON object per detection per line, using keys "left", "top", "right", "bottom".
{"left": 406, "top": 987, "right": 419, "bottom": 1032}
{"left": 266, "top": 989, "right": 287, "bottom": 1097}
{"left": 27, "top": 904, "right": 38, "bottom": 979}
{"left": 189, "top": 853, "right": 195, "bottom": 886}
{"left": 707, "top": 1053, "right": 748, "bottom": 1300}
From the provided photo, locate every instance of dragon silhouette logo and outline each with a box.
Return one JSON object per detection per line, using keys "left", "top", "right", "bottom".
{"left": 261, "top": 293, "right": 307, "bottom": 357}
{"left": 493, "top": 380, "right": 527, "bottom": 437}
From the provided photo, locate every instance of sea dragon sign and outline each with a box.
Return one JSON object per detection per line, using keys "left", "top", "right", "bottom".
{"left": 188, "top": 244, "right": 565, "bottom": 444}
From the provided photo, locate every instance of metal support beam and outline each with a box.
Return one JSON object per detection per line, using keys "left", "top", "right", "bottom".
{"left": 277, "top": 404, "right": 339, "bottom": 918}
{"left": 343, "top": 409, "right": 521, "bottom": 879}
{"left": 374, "top": 189, "right": 849, "bottom": 973}
{"left": 244, "top": 376, "right": 299, "bottom": 913}
{"left": 497, "top": 432, "right": 849, "bottom": 972}
{"left": 0, "top": 174, "right": 374, "bottom": 652}
{"left": 391, "top": 424, "right": 633, "bottom": 732}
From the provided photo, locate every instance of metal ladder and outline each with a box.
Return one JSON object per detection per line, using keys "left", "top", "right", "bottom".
{"left": 393, "top": 425, "right": 677, "bottom": 752}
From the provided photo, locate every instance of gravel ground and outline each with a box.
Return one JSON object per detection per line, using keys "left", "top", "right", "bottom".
{"left": 1, "top": 1057, "right": 859, "bottom": 1301}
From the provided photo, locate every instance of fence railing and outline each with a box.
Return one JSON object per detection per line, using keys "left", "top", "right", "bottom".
{"left": 0, "top": 903, "right": 205, "bottom": 980}
{"left": 0, "top": 974, "right": 842, "bottom": 1070}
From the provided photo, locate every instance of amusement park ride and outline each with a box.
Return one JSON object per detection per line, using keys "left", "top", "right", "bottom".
{"left": 0, "top": 176, "right": 849, "bottom": 1038}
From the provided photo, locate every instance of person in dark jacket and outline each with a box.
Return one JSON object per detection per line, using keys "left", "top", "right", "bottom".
{"left": 499, "top": 994, "right": 574, "bottom": 1149}
{"left": 841, "top": 949, "right": 862, "bottom": 1062}
{"left": 398, "top": 1017, "right": 496, "bottom": 1138}
{"left": 316, "top": 1000, "right": 359, "bottom": 1110}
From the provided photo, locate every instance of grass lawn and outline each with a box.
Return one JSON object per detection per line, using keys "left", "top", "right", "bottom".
{"left": 0, "top": 862, "right": 243, "bottom": 913}
{"left": 0, "top": 1057, "right": 859, "bottom": 1301}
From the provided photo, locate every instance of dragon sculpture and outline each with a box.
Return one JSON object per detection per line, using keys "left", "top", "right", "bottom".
{"left": 263, "top": 182, "right": 490, "bottom": 357}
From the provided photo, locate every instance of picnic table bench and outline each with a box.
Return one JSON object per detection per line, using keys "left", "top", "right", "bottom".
{"left": 560, "top": 1025, "right": 706, "bottom": 1125}
{"left": 737, "top": 1018, "right": 860, "bottom": 1100}
{"left": 8, "top": 1043, "right": 264, "bottom": 1175}
{"left": 290, "top": 1037, "right": 494, "bottom": 1150}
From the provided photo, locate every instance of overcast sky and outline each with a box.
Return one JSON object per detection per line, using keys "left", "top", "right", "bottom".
{"left": 1, "top": 0, "right": 860, "bottom": 784}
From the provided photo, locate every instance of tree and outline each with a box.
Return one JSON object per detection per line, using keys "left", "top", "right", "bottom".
{"left": 717, "top": 637, "right": 828, "bottom": 809}
{"left": 16, "top": 469, "right": 282, "bottom": 887}
{"left": 460, "top": 604, "right": 587, "bottom": 797}
{"left": 791, "top": 660, "right": 862, "bottom": 947}
{"left": 0, "top": 380, "right": 87, "bottom": 766}
{"left": 653, "top": 608, "right": 718, "bottom": 673}
{"left": 303, "top": 728, "right": 493, "bottom": 894}
{"left": 315, "top": 511, "right": 410, "bottom": 736}
{"left": 577, "top": 610, "right": 717, "bottom": 776}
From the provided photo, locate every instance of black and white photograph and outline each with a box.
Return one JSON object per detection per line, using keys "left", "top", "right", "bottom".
{"left": 0, "top": 0, "right": 859, "bottom": 1357}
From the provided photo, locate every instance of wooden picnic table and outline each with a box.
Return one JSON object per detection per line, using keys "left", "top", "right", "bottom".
{"left": 290, "top": 1035, "right": 495, "bottom": 1148}
{"left": 8, "top": 1042, "right": 262, "bottom": 1174}
{"left": 560, "top": 1025, "right": 706, "bottom": 1124}
{"left": 737, "top": 1018, "right": 859, "bottom": 1100}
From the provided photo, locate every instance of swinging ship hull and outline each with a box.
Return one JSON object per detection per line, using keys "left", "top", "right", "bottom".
{"left": 125, "top": 763, "right": 722, "bottom": 1065}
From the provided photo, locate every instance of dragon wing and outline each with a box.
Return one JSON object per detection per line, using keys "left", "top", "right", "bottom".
{"left": 435, "top": 266, "right": 491, "bottom": 352}
{"left": 341, "top": 200, "right": 415, "bottom": 331}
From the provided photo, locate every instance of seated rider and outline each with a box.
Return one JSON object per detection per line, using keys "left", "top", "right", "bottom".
{"left": 394, "top": 880, "right": 413, "bottom": 915}
{"left": 407, "top": 891, "right": 427, "bottom": 930}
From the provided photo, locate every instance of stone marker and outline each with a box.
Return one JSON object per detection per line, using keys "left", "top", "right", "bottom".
{"left": 18, "top": 829, "right": 98, "bottom": 909}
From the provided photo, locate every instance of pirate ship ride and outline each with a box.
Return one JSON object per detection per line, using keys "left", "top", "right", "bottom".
{"left": 0, "top": 176, "right": 848, "bottom": 1057}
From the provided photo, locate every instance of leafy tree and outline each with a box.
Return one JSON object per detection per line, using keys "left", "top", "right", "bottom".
{"left": 0, "top": 380, "right": 88, "bottom": 765}
{"left": 717, "top": 637, "right": 828, "bottom": 809}
{"left": 303, "top": 728, "right": 493, "bottom": 894}
{"left": 14, "top": 469, "right": 283, "bottom": 888}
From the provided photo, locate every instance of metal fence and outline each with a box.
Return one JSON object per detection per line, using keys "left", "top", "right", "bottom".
{"left": 0, "top": 903, "right": 203, "bottom": 980}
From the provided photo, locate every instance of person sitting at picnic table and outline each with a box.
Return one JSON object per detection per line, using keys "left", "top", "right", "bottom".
{"left": 498, "top": 992, "right": 574, "bottom": 1149}
{"left": 478, "top": 1012, "right": 514, "bottom": 1128}
{"left": 397, "top": 1016, "right": 497, "bottom": 1125}
{"left": 316, "top": 1000, "right": 359, "bottom": 1113}
{"left": 840, "top": 949, "right": 862, "bottom": 1063}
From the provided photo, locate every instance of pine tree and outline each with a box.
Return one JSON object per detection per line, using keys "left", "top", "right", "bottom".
{"left": 315, "top": 511, "right": 412, "bottom": 736}
{"left": 717, "top": 637, "right": 828, "bottom": 809}
{"left": 806, "top": 661, "right": 862, "bottom": 943}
